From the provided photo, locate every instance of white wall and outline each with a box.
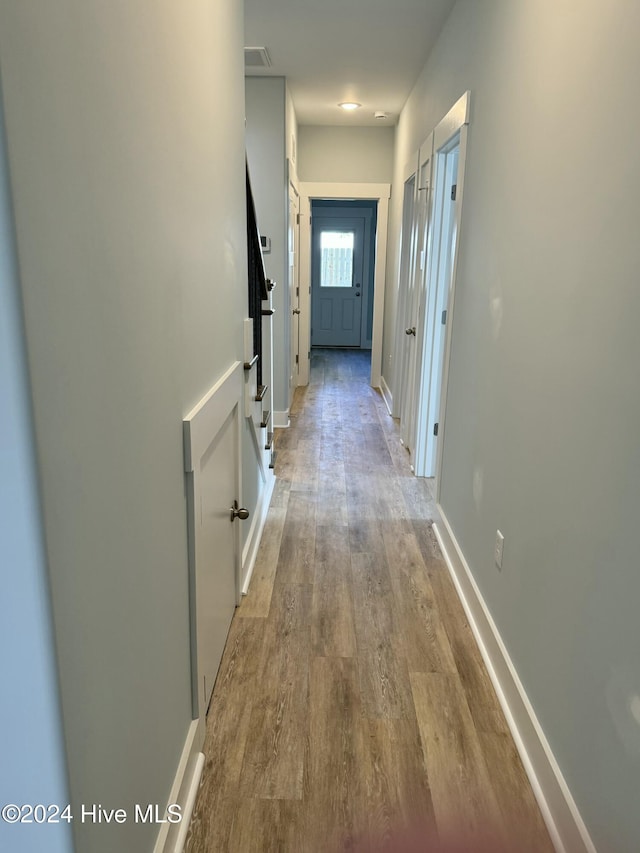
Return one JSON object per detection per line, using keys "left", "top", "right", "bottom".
{"left": 298, "top": 125, "right": 395, "bottom": 183}
{"left": 387, "top": 1, "right": 640, "bottom": 849}
{"left": 0, "top": 83, "right": 73, "bottom": 853}
{"left": 245, "top": 77, "right": 290, "bottom": 418}
{"left": 0, "top": 2, "right": 248, "bottom": 851}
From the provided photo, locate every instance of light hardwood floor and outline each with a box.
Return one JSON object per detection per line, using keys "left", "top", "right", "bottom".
{"left": 186, "top": 348, "right": 554, "bottom": 853}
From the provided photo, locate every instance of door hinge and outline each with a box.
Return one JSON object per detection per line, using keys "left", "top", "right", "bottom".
{"left": 296, "top": 212, "right": 301, "bottom": 225}
{"left": 451, "top": 184, "right": 457, "bottom": 201}
{"left": 295, "top": 354, "right": 299, "bottom": 364}
{"left": 296, "top": 286, "right": 299, "bottom": 297}
{"left": 433, "top": 422, "right": 439, "bottom": 436}
{"left": 441, "top": 309, "right": 447, "bottom": 325}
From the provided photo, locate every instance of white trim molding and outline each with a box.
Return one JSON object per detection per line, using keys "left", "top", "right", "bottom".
{"left": 169, "top": 751, "right": 205, "bottom": 853}
{"left": 434, "top": 89, "right": 470, "bottom": 152}
{"left": 433, "top": 510, "right": 597, "bottom": 853}
{"left": 380, "top": 374, "right": 393, "bottom": 416}
{"left": 241, "top": 471, "right": 276, "bottom": 595}
{"left": 273, "top": 410, "right": 290, "bottom": 428}
{"left": 153, "top": 718, "right": 205, "bottom": 853}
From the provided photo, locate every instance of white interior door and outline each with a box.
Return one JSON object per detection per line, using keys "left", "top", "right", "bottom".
{"left": 183, "top": 363, "right": 242, "bottom": 719}
{"left": 288, "top": 182, "right": 300, "bottom": 397}
{"left": 395, "top": 175, "right": 416, "bottom": 418}
{"left": 196, "top": 406, "right": 238, "bottom": 711}
{"left": 395, "top": 161, "right": 422, "bottom": 449}
{"left": 410, "top": 136, "right": 435, "bottom": 467}
{"left": 403, "top": 136, "right": 435, "bottom": 458}
{"left": 399, "top": 185, "right": 421, "bottom": 453}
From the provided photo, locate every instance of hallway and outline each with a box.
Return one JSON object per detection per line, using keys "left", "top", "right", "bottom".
{"left": 186, "top": 349, "right": 553, "bottom": 852}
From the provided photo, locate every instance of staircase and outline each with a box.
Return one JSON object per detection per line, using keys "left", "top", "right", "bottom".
{"left": 245, "top": 161, "right": 277, "bottom": 472}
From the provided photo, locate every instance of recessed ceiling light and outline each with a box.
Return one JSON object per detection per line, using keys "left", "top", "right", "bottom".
{"left": 338, "top": 102, "right": 361, "bottom": 111}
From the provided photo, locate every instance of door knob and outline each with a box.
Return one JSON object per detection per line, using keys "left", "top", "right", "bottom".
{"left": 292, "top": 308, "right": 301, "bottom": 315}
{"left": 230, "top": 500, "right": 250, "bottom": 522}
{"left": 405, "top": 327, "right": 416, "bottom": 336}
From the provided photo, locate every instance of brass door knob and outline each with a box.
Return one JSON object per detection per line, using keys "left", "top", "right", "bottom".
{"left": 230, "top": 500, "right": 250, "bottom": 522}
{"left": 292, "top": 308, "right": 301, "bottom": 315}
{"left": 405, "top": 327, "right": 416, "bottom": 336}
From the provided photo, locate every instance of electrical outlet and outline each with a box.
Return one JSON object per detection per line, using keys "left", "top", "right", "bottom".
{"left": 495, "top": 530, "right": 505, "bottom": 570}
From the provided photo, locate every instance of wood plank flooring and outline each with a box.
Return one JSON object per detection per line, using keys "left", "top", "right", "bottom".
{"left": 186, "top": 348, "right": 554, "bottom": 853}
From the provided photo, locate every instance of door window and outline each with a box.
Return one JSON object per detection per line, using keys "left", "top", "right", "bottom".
{"left": 320, "top": 230, "right": 354, "bottom": 288}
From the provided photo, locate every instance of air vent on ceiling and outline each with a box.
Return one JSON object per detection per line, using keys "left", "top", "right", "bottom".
{"left": 244, "top": 47, "right": 272, "bottom": 68}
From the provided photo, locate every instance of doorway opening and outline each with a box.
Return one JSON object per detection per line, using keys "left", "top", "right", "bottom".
{"left": 414, "top": 137, "right": 460, "bottom": 479}
{"left": 310, "top": 347, "right": 371, "bottom": 387}
{"left": 393, "top": 92, "right": 470, "bottom": 494}
{"left": 298, "top": 182, "right": 391, "bottom": 389}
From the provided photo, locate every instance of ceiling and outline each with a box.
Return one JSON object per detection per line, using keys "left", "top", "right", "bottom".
{"left": 244, "top": 0, "right": 457, "bottom": 126}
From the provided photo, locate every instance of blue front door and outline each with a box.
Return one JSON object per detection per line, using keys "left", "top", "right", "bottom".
{"left": 311, "top": 215, "right": 365, "bottom": 347}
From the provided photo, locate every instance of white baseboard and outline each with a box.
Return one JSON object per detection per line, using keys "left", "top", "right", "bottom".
{"left": 273, "top": 410, "right": 290, "bottom": 428}
{"left": 241, "top": 470, "right": 276, "bottom": 594}
{"left": 433, "top": 510, "right": 597, "bottom": 853}
{"left": 153, "top": 717, "right": 205, "bottom": 853}
{"left": 168, "top": 751, "right": 205, "bottom": 853}
{"left": 379, "top": 375, "right": 393, "bottom": 416}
